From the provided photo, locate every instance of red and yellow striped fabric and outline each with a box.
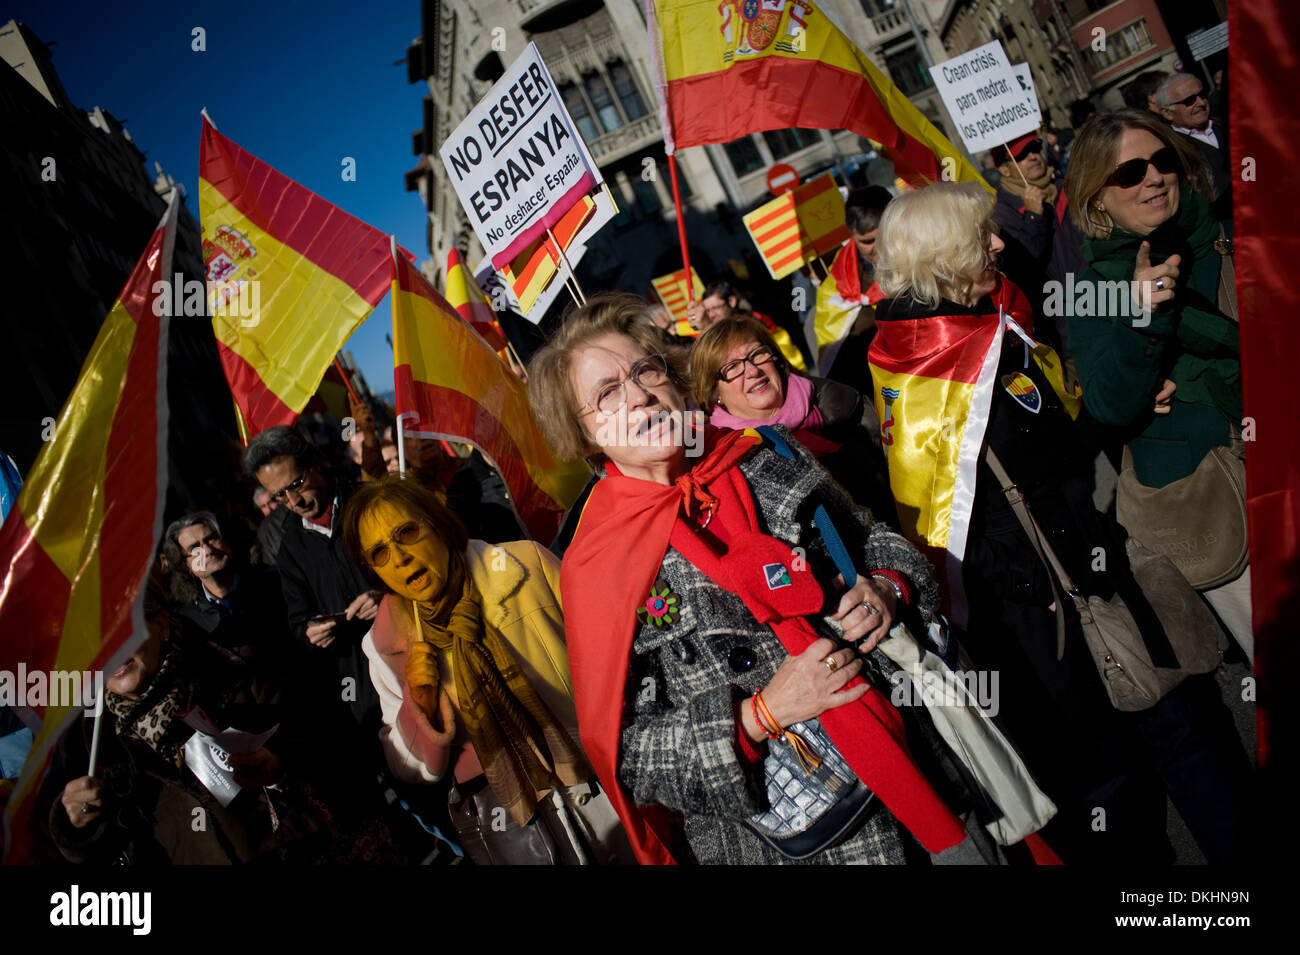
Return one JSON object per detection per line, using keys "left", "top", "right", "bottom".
{"left": 650, "top": 0, "right": 988, "bottom": 190}
{"left": 391, "top": 250, "right": 589, "bottom": 542}
{"left": 867, "top": 276, "right": 1077, "bottom": 626}
{"left": 0, "top": 194, "right": 178, "bottom": 861}
{"left": 651, "top": 266, "right": 705, "bottom": 330}
{"left": 200, "top": 117, "right": 392, "bottom": 436}
{"left": 501, "top": 195, "right": 596, "bottom": 316}
{"left": 744, "top": 172, "right": 850, "bottom": 280}
{"left": 445, "top": 248, "right": 506, "bottom": 351}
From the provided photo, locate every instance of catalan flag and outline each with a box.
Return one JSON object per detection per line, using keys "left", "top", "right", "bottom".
{"left": 868, "top": 275, "right": 1077, "bottom": 626}
{"left": 651, "top": 266, "right": 705, "bottom": 333}
{"left": 200, "top": 116, "right": 392, "bottom": 435}
{"left": 0, "top": 193, "right": 179, "bottom": 861}
{"left": 649, "top": 0, "right": 988, "bottom": 190}
{"left": 391, "top": 247, "right": 589, "bottom": 542}
{"left": 744, "top": 173, "right": 849, "bottom": 280}
{"left": 445, "top": 248, "right": 507, "bottom": 351}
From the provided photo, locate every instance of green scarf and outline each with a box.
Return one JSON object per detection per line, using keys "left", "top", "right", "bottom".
{"left": 416, "top": 552, "right": 589, "bottom": 827}
{"left": 1083, "top": 190, "right": 1240, "bottom": 422}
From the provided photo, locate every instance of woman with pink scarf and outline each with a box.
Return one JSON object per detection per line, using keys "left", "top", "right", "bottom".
{"left": 690, "top": 315, "right": 895, "bottom": 526}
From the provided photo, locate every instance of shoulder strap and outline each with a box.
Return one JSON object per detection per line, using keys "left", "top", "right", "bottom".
{"left": 757, "top": 425, "right": 858, "bottom": 585}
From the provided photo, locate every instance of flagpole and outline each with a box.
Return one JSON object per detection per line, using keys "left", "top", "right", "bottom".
{"left": 231, "top": 398, "right": 249, "bottom": 447}
{"left": 1004, "top": 142, "right": 1031, "bottom": 189}
{"left": 333, "top": 355, "right": 362, "bottom": 405}
{"left": 86, "top": 701, "right": 103, "bottom": 778}
{"left": 667, "top": 153, "right": 694, "bottom": 303}
{"left": 397, "top": 413, "right": 407, "bottom": 477}
{"left": 546, "top": 227, "right": 586, "bottom": 305}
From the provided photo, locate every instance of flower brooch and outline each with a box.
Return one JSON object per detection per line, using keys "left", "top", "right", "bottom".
{"left": 637, "top": 582, "right": 679, "bottom": 627}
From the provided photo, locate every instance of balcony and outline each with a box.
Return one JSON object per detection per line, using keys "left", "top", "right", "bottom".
{"left": 586, "top": 112, "right": 662, "bottom": 166}
{"left": 515, "top": 0, "right": 604, "bottom": 33}
{"left": 872, "top": 9, "right": 909, "bottom": 41}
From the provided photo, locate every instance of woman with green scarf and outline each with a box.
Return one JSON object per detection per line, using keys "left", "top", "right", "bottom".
{"left": 1064, "top": 109, "right": 1251, "bottom": 661}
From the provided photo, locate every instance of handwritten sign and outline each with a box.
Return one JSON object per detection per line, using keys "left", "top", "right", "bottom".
{"left": 929, "top": 41, "right": 1040, "bottom": 153}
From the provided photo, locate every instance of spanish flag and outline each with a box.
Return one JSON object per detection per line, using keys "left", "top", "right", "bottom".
{"left": 445, "top": 248, "right": 507, "bottom": 352}
{"left": 868, "top": 276, "right": 1077, "bottom": 626}
{"left": 812, "top": 241, "right": 883, "bottom": 373}
{"left": 651, "top": 266, "right": 705, "bottom": 333}
{"left": 200, "top": 116, "right": 392, "bottom": 436}
{"left": 391, "top": 247, "right": 589, "bottom": 542}
{"left": 0, "top": 193, "right": 179, "bottom": 861}
{"left": 650, "top": 0, "right": 987, "bottom": 190}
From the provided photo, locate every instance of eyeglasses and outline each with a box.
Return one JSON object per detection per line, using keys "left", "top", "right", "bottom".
{"left": 716, "top": 346, "right": 777, "bottom": 382}
{"left": 269, "top": 474, "right": 308, "bottom": 504}
{"left": 1106, "top": 146, "right": 1180, "bottom": 189}
{"left": 366, "top": 521, "right": 430, "bottom": 568}
{"left": 1172, "top": 89, "right": 1205, "bottom": 108}
{"left": 580, "top": 354, "right": 670, "bottom": 417}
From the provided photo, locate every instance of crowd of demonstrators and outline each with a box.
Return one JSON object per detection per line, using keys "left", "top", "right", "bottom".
{"left": 869, "top": 182, "right": 1251, "bottom": 864}
{"left": 35, "top": 87, "right": 1257, "bottom": 866}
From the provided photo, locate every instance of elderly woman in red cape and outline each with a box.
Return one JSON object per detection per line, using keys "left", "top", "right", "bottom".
{"left": 529, "top": 292, "right": 989, "bottom": 865}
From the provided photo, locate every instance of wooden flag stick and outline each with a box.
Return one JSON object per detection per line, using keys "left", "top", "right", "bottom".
{"left": 547, "top": 227, "right": 586, "bottom": 305}
{"left": 1004, "top": 141, "right": 1031, "bottom": 189}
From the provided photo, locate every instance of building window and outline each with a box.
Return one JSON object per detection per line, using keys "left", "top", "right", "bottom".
{"left": 725, "top": 136, "right": 764, "bottom": 177}
{"left": 584, "top": 72, "right": 622, "bottom": 133}
{"left": 1084, "top": 19, "right": 1152, "bottom": 72}
{"left": 609, "top": 60, "right": 647, "bottom": 122}
{"left": 762, "top": 127, "right": 821, "bottom": 160}
{"left": 561, "top": 82, "right": 600, "bottom": 141}
{"left": 885, "top": 46, "right": 932, "bottom": 96}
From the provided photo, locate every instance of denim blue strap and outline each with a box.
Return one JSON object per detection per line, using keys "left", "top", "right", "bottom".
{"left": 755, "top": 426, "right": 858, "bottom": 584}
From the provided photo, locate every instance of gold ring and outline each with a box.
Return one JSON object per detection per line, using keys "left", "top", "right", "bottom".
{"left": 823, "top": 655, "right": 839, "bottom": 673}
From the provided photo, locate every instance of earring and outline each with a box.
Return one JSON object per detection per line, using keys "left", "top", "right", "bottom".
{"left": 1097, "top": 203, "right": 1105, "bottom": 211}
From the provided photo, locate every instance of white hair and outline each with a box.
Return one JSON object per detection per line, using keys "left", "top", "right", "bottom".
{"left": 1155, "top": 72, "right": 1200, "bottom": 108}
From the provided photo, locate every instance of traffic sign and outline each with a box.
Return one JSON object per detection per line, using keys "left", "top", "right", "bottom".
{"left": 766, "top": 162, "right": 800, "bottom": 195}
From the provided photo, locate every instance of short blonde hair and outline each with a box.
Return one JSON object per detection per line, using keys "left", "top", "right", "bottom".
{"left": 689, "top": 315, "right": 789, "bottom": 409}
{"left": 873, "top": 182, "right": 995, "bottom": 308}
{"left": 526, "top": 292, "right": 691, "bottom": 461}
{"left": 1064, "top": 109, "right": 1211, "bottom": 240}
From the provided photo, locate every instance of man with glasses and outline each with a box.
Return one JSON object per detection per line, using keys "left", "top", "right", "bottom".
{"left": 241, "top": 425, "right": 382, "bottom": 729}
{"left": 1156, "top": 72, "right": 1230, "bottom": 218}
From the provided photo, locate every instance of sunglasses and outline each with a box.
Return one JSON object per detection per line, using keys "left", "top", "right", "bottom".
{"left": 1106, "top": 146, "right": 1180, "bottom": 189}
{"left": 269, "top": 474, "right": 308, "bottom": 503}
{"left": 1171, "top": 90, "right": 1206, "bottom": 108}
{"left": 366, "top": 521, "right": 429, "bottom": 568}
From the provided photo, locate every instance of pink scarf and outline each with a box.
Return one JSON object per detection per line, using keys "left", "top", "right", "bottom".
{"left": 709, "top": 372, "right": 825, "bottom": 432}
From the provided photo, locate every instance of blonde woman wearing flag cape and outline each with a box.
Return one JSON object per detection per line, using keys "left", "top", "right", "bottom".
{"left": 868, "top": 182, "right": 1252, "bottom": 865}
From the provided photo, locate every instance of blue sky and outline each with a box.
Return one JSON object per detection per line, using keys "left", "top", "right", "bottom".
{"left": 10, "top": 0, "right": 432, "bottom": 395}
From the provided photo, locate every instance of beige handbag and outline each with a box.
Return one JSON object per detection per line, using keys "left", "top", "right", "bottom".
{"left": 985, "top": 447, "right": 1226, "bottom": 712}
{"left": 1115, "top": 443, "right": 1248, "bottom": 590}
{"left": 878, "top": 627, "right": 1057, "bottom": 845}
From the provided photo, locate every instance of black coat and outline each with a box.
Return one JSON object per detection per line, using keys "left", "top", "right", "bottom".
{"left": 274, "top": 482, "right": 380, "bottom": 729}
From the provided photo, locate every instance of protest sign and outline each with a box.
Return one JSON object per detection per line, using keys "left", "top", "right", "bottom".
{"left": 652, "top": 266, "right": 705, "bottom": 332}
{"left": 440, "top": 43, "right": 602, "bottom": 270}
{"left": 929, "top": 41, "right": 1040, "bottom": 154}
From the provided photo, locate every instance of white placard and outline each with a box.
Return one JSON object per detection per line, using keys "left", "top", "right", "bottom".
{"left": 929, "top": 41, "right": 1040, "bottom": 153}
{"left": 440, "top": 43, "right": 602, "bottom": 270}
{"left": 1187, "top": 23, "right": 1228, "bottom": 61}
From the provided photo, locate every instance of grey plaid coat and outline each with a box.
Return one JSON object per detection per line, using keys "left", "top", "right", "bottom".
{"left": 616, "top": 426, "right": 941, "bottom": 864}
